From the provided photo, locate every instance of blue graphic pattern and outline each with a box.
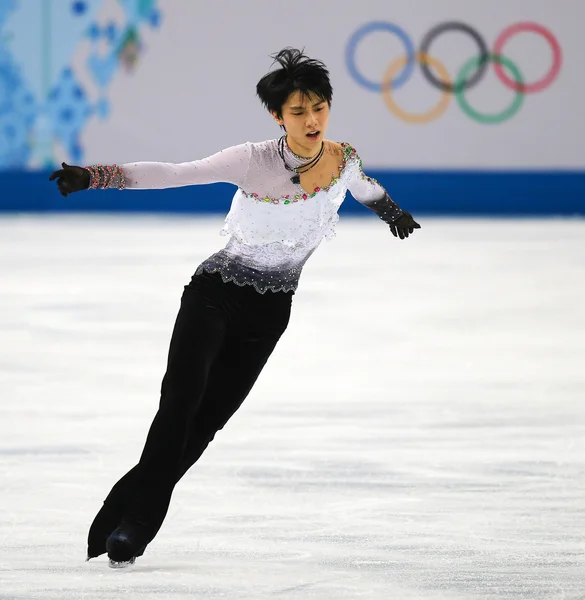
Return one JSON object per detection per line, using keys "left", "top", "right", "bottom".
{"left": 0, "top": 1, "right": 35, "bottom": 167}
{"left": 0, "top": 0, "right": 162, "bottom": 170}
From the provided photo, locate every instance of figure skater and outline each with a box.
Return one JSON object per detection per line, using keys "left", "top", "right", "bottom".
{"left": 49, "top": 47, "right": 421, "bottom": 567}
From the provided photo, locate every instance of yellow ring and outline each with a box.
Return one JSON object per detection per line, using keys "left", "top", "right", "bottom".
{"left": 382, "top": 52, "right": 452, "bottom": 124}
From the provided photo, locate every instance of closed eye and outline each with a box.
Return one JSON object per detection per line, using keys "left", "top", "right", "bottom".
{"left": 290, "top": 103, "right": 326, "bottom": 116}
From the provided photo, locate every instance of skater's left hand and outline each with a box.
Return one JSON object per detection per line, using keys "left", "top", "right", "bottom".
{"left": 390, "top": 211, "right": 421, "bottom": 240}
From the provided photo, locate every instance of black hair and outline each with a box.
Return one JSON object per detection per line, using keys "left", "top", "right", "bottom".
{"left": 256, "top": 47, "right": 333, "bottom": 119}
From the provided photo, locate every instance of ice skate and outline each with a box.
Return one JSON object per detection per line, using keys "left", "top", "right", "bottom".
{"left": 105, "top": 519, "right": 150, "bottom": 567}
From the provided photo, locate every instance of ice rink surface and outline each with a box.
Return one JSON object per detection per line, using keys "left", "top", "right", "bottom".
{"left": 0, "top": 215, "right": 584, "bottom": 600}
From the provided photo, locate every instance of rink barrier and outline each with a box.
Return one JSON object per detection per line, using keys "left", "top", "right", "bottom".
{"left": 1, "top": 170, "right": 584, "bottom": 215}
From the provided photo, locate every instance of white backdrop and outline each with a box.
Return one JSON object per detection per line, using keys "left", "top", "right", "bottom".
{"left": 79, "top": 0, "right": 584, "bottom": 169}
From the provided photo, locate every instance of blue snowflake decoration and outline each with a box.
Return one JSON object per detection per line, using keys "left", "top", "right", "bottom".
{"left": 0, "top": 39, "right": 36, "bottom": 168}
{"left": 46, "top": 68, "right": 92, "bottom": 162}
{"left": 0, "top": 0, "right": 163, "bottom": 168}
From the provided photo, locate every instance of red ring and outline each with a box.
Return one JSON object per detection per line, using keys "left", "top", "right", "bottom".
{"left": 493, "top": 22, "right": 562, "bottom": 93}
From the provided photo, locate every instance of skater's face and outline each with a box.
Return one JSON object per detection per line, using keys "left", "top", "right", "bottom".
{"left": 272, "top": 90, "right": 330, "bottom": 157}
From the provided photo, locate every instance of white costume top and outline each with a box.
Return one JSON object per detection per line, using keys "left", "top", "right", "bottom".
{"left": 117, "top": 139, "right": 403, "bottom": 293}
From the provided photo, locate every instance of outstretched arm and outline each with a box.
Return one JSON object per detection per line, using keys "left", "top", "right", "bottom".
{"left": 122, "top": 143, "right": 251, "bottom": 189}
{"left": 344, "top": 145, "right": 420, "bottom": 239}
{"left": 49, "top": 143, "right": 252, "bottom": 197}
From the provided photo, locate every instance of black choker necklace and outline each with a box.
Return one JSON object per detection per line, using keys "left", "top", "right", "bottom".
{"left": 278, "top": 136, "right": 324, "bottom": 184}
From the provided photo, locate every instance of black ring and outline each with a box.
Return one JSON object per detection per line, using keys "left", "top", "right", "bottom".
{"left": 419, "top": 22, "right": 490, "bottom": 93}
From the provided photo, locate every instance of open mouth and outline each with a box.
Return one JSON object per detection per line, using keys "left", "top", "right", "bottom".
{"left": 307, "top": 131, "right": 320, "bottom": 140}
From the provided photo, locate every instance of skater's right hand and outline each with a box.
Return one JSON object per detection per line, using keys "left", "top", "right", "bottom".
{"left": 49, "top": 163, "right": 91, "bottom": 197}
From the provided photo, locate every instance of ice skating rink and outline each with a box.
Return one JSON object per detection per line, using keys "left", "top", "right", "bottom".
{"left": 0, "top": 215, "right": 584, "bottom": 600}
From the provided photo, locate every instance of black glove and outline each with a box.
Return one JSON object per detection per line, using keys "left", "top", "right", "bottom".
{"left": 49, "top": 163, "right": 90, "bottom": 197}
{"left": 390, "top": 211, "right": 421, "bottom": 240}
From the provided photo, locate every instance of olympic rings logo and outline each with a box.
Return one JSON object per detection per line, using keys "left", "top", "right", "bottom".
{"left": 345, "top": 21, "right": 562, "bottom": 124}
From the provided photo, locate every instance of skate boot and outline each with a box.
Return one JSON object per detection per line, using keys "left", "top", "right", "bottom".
{"left": 105, "top": 518, "right": 151, "bottom": 568}
{"left": 86, "top": 502, "right": 124, "bottom": 561}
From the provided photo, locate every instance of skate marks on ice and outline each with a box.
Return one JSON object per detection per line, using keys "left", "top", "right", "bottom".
{"left": 0, "top": 216, "right": 584, "bottom": 599}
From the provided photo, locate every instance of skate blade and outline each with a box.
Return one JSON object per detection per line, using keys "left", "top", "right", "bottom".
{"left": 108, "top": 557, "right": 136, "bottom": 569}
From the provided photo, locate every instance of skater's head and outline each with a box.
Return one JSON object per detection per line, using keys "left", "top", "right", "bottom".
{"left": 256, "top": 48, "right": 332, "bottom": 151}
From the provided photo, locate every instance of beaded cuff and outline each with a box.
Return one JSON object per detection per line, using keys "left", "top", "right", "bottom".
{"left": 85, "top": 164, "right": 126, "bottom": 190}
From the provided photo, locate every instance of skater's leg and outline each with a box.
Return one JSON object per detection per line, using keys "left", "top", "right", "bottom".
{"left": 106, "top": 282, "right": 293, "bottom": 559}
{"left": 88, "top": 275, "right": 229, "bottom": 559}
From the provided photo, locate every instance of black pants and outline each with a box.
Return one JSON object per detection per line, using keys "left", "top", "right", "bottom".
{"left": 94, "top": 270, "right": 293, "bottom": 547}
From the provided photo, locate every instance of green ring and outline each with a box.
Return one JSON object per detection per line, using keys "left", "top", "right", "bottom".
{"left": 455, "top": 54, "right": 525, "bottom": 124}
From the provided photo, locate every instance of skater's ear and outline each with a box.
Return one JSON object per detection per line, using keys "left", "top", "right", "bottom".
{"left": 270, "top": 110, "right": 285, "bottom": 128}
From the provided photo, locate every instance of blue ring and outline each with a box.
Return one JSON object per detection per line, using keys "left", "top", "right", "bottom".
{"left": 346, "top": 21, "right": 416, "bottom": 92}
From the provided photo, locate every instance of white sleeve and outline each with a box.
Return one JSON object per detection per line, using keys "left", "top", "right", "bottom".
{"left": 121, "top": 142, "right": 251, "bottom": 190}
{"left": 344, "top": 146, "right": 403, "bottom": 223}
